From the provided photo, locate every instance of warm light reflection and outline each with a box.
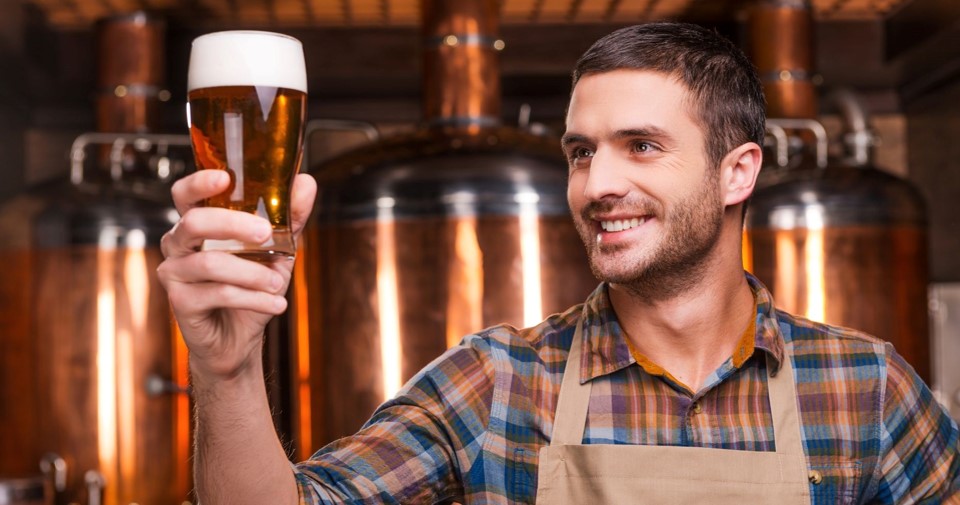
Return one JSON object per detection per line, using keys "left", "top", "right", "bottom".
{"left": 171, "top": 314, "right": 191, "bottom": 496}
{"left": 293, "top": 238, "right": 312, "bottom": 459}
{"left": 517, "top": 193, "right": 543, "bottom": 327}
{"left": 224, "top": 112, "right": 244, "bottom": 201}
{"left": 96, "top": 229, "right": 118, "bottom": 504}
{"left": 741, "top": 228, "right": 754, "bottom": 273}
{"left": 119, "top": 230, "right": 148, "bottom": 489}
{"left": 116, "top": 324, "right": 134, "bottom": 488}
{"left": 804, "top": 206, "right": 827, "bottom": 323}
{"left": 446, "top": 217, "right": 483, "bottom": 349}
{"left": 376, "top": 200, "right": 402, "bottom": 401}
{"left": 775, "top": 230, "right": 798, "bottom": 314}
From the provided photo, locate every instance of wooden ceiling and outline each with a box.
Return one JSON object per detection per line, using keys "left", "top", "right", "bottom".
{"left": 27, "top": 0, "right": 914, "bottom": 29}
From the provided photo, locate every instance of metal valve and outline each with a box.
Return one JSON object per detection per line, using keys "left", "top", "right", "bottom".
{"left": 39, "top": 453, "right": 67, "bottom": 492}
{"left": 84, "top": 470, "right": 105, "bottom": 505}
{"left": 145, "top": 373, "right": 191, "bottom": 396}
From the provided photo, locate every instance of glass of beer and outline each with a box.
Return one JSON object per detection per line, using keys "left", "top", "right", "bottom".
{"left": 187, "top": 31, "right": 307, "bottom": 260}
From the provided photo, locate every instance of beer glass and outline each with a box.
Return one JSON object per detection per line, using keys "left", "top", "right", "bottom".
{"left": 187, "top": 31, "right": 307, "bottom": 259}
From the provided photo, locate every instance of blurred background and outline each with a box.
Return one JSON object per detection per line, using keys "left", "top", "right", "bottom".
{"left": 0, "top": 0, "right": 958, "bottom": 503}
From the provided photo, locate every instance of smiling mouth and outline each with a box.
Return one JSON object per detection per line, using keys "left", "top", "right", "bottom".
{"left": 599, "top": 217, "right": 647, "bottom": 232}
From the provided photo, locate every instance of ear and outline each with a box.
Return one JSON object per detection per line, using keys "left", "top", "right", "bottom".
{"left": 719, "top": 142, "right": 763, "bottom": 207}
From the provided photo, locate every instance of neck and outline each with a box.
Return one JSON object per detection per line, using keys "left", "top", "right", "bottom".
{"left": 608, "top": 221, "right": 755, "bottom": 393}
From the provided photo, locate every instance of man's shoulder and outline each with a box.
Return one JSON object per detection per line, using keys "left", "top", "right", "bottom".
{"left": 461, "top": 302, "right": 583, "bottom": 359}
{"left": 402, "top": 303, "right": 583, "bottom": 397}
{"left": 773, "top": 309, "right": 898, "bottom": 386}
{"left": 775, "top": 308, "right": 889, "bottom": 354}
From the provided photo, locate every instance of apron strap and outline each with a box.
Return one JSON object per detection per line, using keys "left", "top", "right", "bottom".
{"left": 765, "top": 345, "right": 808, "bottom": 461}
{"left": 549, "top": 316, "right": 592, "bottom": 446}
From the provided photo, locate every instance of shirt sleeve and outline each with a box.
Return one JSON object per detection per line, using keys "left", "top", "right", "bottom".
{"left": 875, "top": 343, "right": 960, "bottom": 503}
{"left": 291, "top": 335, "right": 496, "bottom": 504}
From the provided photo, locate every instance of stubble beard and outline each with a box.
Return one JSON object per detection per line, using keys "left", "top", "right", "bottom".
{"left": 575, "top": 175, "right": 725, "bottom": 302}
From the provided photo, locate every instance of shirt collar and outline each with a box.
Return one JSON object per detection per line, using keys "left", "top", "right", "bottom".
{"left": 576, "top": 272, "right": 786, "bottom": 384}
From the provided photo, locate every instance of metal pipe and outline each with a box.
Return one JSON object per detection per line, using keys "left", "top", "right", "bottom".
{"left": 302, "top": 119, "right": 380, "bottom": 171}
{"left": 766, "top": 118, "right": 829, "bottom": 168}
{"left": 69, "top": 132, "right": 191, "bottom": 185}
{"left": 765, "top": 123, "right": 790, "bottom": 168}
{"left": 826, "top": 88, "right": 874, "bottom": 167}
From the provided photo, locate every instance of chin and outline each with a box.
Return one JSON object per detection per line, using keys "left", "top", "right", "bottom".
{"left": 588, "top": 260, "right": 649, "bottom": 285}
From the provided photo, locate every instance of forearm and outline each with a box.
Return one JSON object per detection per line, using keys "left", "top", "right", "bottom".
{"left": 192, "top": 357, "right": 298, "bottom": 505}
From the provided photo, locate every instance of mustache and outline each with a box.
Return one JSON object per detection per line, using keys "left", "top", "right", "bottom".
{"left": 580, "top": 197, "right": 660, "bottom": 221}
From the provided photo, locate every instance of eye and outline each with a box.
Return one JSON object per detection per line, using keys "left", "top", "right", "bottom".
{"left": 566, "top": 146, "right": 594, "bottom": 166}
{"left": 631, "top": 141, "right": 658, "bottom": 154}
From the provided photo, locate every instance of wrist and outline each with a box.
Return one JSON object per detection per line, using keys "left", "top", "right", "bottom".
{"left": 189, "top": 351, "right": 265, "bottom": 399}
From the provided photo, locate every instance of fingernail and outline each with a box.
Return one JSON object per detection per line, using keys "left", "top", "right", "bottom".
{"left": 271, "top": 274, "right": 283, "bottom": 291}
{"left": 274, "top": 296, "right": 288, "bottom": 312}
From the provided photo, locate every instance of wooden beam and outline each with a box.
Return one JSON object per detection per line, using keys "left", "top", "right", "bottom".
{"left": 884, "top": 0, "right": 960, "bottom": 60}
{"left": 0, "top": 0, "right": 25, "bottom": 52}
{"left": 884, "top": 0, "right": 960, "bottom": 103}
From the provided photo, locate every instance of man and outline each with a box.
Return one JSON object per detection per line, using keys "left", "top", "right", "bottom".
{"left": 158, "top": 23, "right": 960, "bottom": 504}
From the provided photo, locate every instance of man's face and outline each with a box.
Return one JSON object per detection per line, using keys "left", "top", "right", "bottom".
{"left": 563, "top": 70, "right": 725, "bottom": 296}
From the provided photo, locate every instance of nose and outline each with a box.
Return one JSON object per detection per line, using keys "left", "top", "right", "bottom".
{"left": 581, "top": 148, "right": 630, "bottom": 202}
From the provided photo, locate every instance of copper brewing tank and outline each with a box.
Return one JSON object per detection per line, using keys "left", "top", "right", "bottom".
{"left": 0, "top": 134, "right": 194, "bottom": 505}
{"left": 288, "top": 0, "right": 596, "bottom": 456}
{"left": 748, "top": 0, "right": 817, "bottom": 121}
{"left": 0, "top": 13, "right": 194, "bottom": 504}
{"left": 746, "top": 150, "right": 930, "bottom": 380}
{"left": 95, "top": 12, "right": 167, "bottom": 134}
{"left": 745, "top": 0, "right": 930, "bottom": 380}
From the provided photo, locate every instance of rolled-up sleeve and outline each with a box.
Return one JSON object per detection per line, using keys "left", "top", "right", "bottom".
{"left": 293, "top": 336, "right": 496, "bottom": 504}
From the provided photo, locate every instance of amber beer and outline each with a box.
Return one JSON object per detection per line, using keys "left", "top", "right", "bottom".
{"left": 187, "top": 31, "right": 307, "bottom": 259}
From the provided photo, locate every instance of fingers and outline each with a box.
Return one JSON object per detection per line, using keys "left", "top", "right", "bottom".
{"left": 175, "top": 283, "right": 287, "bottom": 321}
{"left": 161, "top": 207, "right": 272, "bottom": 259}
{"left": 290, "top": 173, "right": 318, "bottom": 236}
{"left": 158, "top": 252, "right": 288, "bottom": 316}
{"left": 168, "top": 171, "right": 315, "bottom": 254}
{"left": 167, "top": 281, "right": 288, "bottom": 318}
{"left": 171, "top": 170, "right": 231, "bottom": 216}
{"left": 159, "top": 251, "right": 286, "bottom": 293}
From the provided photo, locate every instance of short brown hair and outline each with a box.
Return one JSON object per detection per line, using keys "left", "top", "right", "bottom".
{"left": 572, "top": 23, "right": 766, "bottom": 169}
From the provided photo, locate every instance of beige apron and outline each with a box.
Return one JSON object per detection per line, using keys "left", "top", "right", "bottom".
{"left": 535, "top": 320, "right": 812, "bottom": 504}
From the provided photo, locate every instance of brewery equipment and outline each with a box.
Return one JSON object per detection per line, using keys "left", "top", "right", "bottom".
{"left": 96, "top": 12, "right": 169, "bottom": 134}
{"left": 747, "top": 115, "right": 930, "bottom": 381}
{"left": 0, "top": 133, "right": 194, "bottom": 505}
{"left": 288, "top": 0, "right": 596, "bottom": 457}
{"left": 744, "top": 0, "right": 930, "bottom": 380}
{"left": 0, "top": 13, "right": 195, "bottom": 504}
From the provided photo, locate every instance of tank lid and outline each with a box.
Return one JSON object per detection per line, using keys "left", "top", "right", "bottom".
{"left": 747, "top": 164, "right": 926, "bottom": 229}
{"left": 313, "top": 127, "right": 572, "bottom": 220}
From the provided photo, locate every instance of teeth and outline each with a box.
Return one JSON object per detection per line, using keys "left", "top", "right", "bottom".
{"left": 600, "top": 217, "right": 645, "bottom": 232}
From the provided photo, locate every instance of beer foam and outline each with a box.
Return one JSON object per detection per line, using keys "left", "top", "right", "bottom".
{"left": 188, "top": 31, "right": 307, "bottom": 93}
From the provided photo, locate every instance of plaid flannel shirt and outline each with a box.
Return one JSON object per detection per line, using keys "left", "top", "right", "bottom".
{"left": 294, "top": 273, "right": 960, "bottom": 504}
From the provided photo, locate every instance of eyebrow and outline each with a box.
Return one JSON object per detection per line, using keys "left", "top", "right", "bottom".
{"left": 561, "top": 126, "right": 675, "bottom": 148}
{"left": 612, "top": 126, "right": 674, "bottom": 143}
{"left": 560, "top": 133, "right": 590, "bottom": 148}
